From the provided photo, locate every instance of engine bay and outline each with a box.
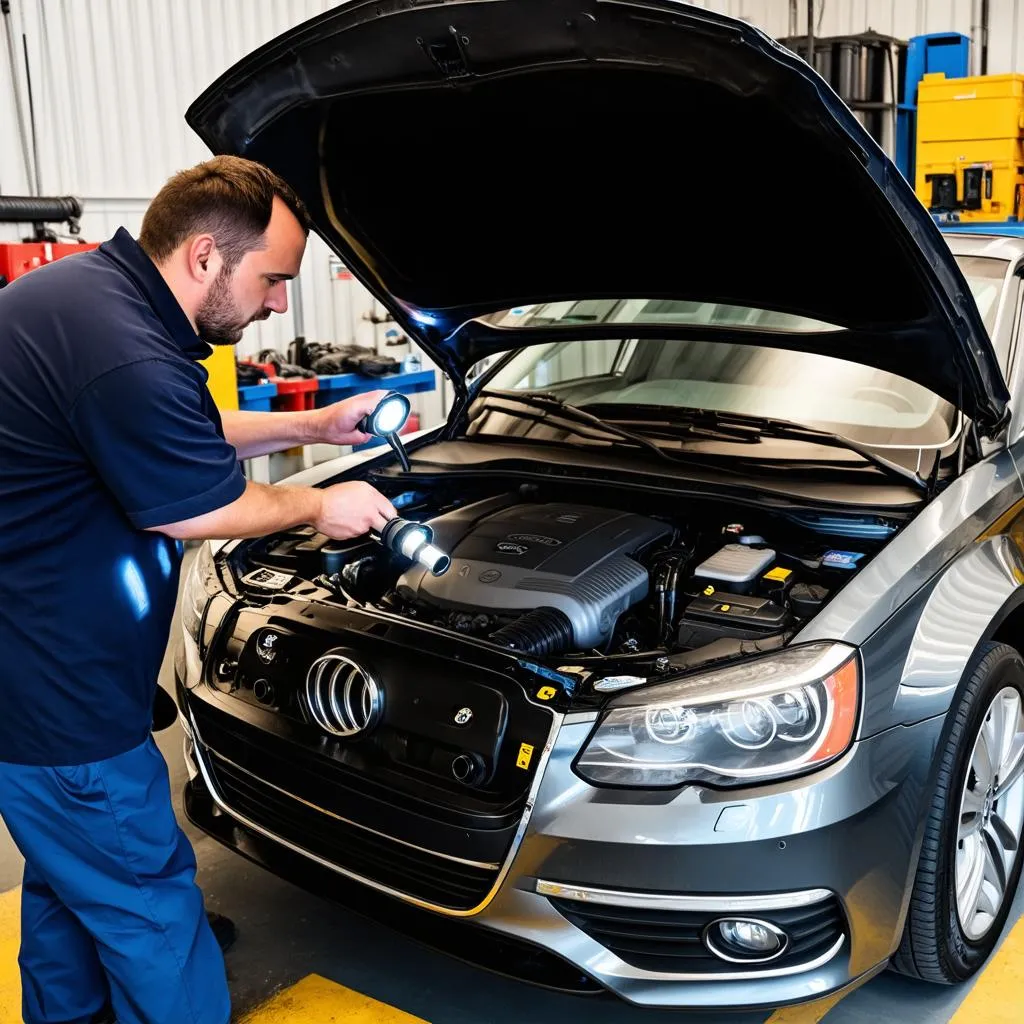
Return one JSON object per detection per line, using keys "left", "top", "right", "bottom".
{"left": 236, "top": 482, "right": 898, "bottom": 670}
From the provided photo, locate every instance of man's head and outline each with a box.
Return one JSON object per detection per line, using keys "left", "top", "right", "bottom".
{"left": 139, "top": 156, "right": 311, "bottom": 345}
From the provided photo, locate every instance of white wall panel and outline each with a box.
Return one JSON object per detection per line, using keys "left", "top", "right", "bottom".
{"left": 0, "top": 0, "right": 360, "bottom": 360}
{"left": 2, "top": 0, "right": 1024, "bottom": 373}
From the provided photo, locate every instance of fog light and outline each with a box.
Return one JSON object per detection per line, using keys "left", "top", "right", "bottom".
{"left": 704, "top": 918, "right": 788, "bottom": 963}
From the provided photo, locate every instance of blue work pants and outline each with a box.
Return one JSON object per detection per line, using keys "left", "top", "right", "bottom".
{"left": 0, "top": 736, "right": 230, "bottom": 1024}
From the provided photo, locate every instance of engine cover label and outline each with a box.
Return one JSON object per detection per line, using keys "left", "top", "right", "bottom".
{"left": 496, "top": 541, "right": 529, "bottom": 555}
{"left": 506, "top": 533, "right": 562, "bottom": 546}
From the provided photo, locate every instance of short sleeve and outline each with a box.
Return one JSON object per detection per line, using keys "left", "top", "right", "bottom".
{"left": 70, "top": 358, "right": 246, "bottom": 529}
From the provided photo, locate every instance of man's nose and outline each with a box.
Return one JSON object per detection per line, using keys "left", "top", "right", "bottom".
{"left": 264, "top": 280, "right": 289, "bottom": 314}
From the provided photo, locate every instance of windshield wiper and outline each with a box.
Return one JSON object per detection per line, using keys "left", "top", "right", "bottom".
{"left": 479, "top": 392, "right": 930, "bottom": 494}
{"left": 477, "top": 391, "right": 755, "bottom": 479}
{"left": 582, "top": 403, "right": 930, "bottom": 494}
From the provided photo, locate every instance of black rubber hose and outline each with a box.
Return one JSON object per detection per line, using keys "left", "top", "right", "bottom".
{"left": 489, "top": 607, "right": 574, "bottom": 656}
{"left": 0, "top": 195, "right": 82, "bottom": 224}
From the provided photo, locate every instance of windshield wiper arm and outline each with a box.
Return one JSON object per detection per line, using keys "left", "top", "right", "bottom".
{"left": 643, "top": 407, "right": 929, "bottom": 494}
{"left": 479, "top": 392, "right": 929, "bottom": 494}
{"left": 478, "top": 391, "right": 757, "bottom": 479}
{"left": 479, "top": 390, "right": 683, "bottom": 463}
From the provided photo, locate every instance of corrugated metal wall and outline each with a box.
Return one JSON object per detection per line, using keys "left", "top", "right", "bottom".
{"left": 0, "top": 0, "right": 381, "bottom": 359}
{"left": 0, "top": 0, "right": 1018, "bottom": 361}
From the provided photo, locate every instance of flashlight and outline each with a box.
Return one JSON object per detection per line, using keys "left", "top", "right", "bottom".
{"left": 373, "top": 517, "right": 451, "bottom": 576}
{"left": 358, "top": 391, "right": 412, "bottom": 473}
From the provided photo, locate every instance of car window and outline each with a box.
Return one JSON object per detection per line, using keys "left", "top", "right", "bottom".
{"left": 486, "top": 338, "right": 954, "bottom": 447}
{"left": 477, "top": 254, "right": 1011, "bottom": 448}
{"left": 955, "top": 255, "right": 1008, "bottom": 336}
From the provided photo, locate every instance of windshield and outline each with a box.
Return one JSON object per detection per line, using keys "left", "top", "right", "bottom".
{"left": 479, "top": 255, "right": 1007, "bottom": 337}
{"left": 955, "top": 254, "right": 1007, "bottom": 337}
{"left": 478, "top": 255, "right": 1009, "bottom": 448}
{"left": 482, "top": 299, "right": 843, "bottom": 332}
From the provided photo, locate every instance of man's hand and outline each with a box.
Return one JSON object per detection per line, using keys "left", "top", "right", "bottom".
{"left": 315, "top": 480, "right": 397, "bottom": 539}
{"left": 313, "top": 391, "right": 392, "bottom": 447}
{"left": 147, "top": 480, "right": 396, "bottom": 542}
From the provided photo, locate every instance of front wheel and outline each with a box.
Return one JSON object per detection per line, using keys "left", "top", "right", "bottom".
{"left": 892, "top": 641, "right": 1024, "bottom": 983}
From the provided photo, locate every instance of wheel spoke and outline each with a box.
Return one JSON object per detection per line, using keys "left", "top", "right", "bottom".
{"left": 975, "top": 716, "right": 998, "bottom": 790}
{"left": 995, "top": 694, "right": 1021, "bottom": 770}
{"left": 978, "top": 878, "right": 1002, "bottom": 919}
{"left": 989, "top": 812, "right": 1020, "bottom": 854}
{"left": 957, "top": 834, "right": 986, "bottom": 922}
{"left": 982, "top": 826, "right": 1008, "bottom": 895}
{"left": 995, "top": 736, "right": 1024, "bottom": 798}
{"left": 958, "top": 782, "right": 983, "bottom": 839}
{"left": 959, "top": 809, "right": 982, "bottom": 842}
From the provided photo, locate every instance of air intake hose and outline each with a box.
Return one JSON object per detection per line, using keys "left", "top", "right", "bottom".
{"left": 489, "top": 607, "right": 574, "bottom": 656}
{"left": 0, "top": 195, "right": 82, "bottom": 225}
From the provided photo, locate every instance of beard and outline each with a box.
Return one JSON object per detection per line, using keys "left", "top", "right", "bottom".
{"left": 195, "top": 268, "right": 270, "bottom": 346}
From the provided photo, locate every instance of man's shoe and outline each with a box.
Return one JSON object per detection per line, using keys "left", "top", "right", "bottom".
{"left": 207, "top": 910, "right": 238, "bottom": 954}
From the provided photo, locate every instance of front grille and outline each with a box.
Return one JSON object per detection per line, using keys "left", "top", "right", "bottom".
{"left": 549, "top": 895, "right": 845, "bottom": 975}
{"left": 205, "top": 750, "right": 500, "bottom": 911}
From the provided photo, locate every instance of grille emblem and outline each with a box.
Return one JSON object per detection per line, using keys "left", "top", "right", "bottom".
{"left": 454, "top": 707, "right": 474, "bottom": 725}
{"left": 256, "top": 631, "right": 279, "bottom": 663}
{"left": 304, "top": 652, "right": 383, "bottom": 737}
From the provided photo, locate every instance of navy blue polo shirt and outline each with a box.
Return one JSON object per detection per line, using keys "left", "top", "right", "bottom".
{"left": 0, "top": 228, "right": 246, "bottom": 766}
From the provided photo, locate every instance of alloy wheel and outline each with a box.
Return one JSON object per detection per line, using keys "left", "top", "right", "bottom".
{"left": 955, "top": 686, "right": 1024, "bottom": 941}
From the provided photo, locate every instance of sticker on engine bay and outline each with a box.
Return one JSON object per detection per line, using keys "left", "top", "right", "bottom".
{"left": 822, "top": 550, "right": 865, "bottom": 570}
{"left": 516, "top": 743, "right": 535, "bottom": 769}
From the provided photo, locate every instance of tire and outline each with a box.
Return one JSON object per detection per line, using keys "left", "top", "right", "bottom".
{"left": 892, "top": 641, "right": 1024, "bottom": 983}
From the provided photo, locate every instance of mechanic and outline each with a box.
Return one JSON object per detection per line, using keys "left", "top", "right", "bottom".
{"left": 0, "top": 155, "right": 397, "bottom": 1024}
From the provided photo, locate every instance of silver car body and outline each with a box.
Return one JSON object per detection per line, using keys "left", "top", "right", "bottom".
{"left": 176, "top": 232, "right": 1024, "bottom": 1011}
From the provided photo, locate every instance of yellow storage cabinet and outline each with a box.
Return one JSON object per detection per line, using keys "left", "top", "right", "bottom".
{"left": 915, "top": 71, "right": 1024, "bottom": 222}
{"left": 200, "top": 344, "right": 239, "bottom": 412}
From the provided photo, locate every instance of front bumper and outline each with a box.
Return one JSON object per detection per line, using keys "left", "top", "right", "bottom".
{"left": 180, "top": 686, "right": 944, "bottom": 1011}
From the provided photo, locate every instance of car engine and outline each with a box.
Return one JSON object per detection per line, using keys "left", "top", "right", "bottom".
{"left": 394, "top": 499, "right": 672, "bottom": 653}
{"left": 241, "top": 488, "right": 889, "bottom": 664}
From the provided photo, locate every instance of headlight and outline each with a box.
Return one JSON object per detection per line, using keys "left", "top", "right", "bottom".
{"left": 180, "top": 541, "right": 217, "bottom": 645}
{"left": 179, "top": 542, "right": 222, "bottom": 688}
{"left": 575, "top": 642, "right": 859, "bottom": 788}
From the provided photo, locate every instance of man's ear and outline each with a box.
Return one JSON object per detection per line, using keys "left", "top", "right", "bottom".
{"left": 186, "top": 234, "right": 222, "bottom": 284}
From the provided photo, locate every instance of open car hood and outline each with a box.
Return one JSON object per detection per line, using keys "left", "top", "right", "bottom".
{"left": 185, "top": 0, "right": 1009, "bottom": 432}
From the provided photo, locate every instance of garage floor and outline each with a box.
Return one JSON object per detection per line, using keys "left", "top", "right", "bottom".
{"left": 0, "top": 556, "right": 1021, "bottom": 1023}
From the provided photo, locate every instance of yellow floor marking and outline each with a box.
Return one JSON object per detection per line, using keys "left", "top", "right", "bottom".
{"left": 949, "top": 914, "right": 1024, "bottom": 1022}
{"left": 239, "top": 974, "right": 430, "bottom": 1024}
{"left": 765, "top": 992, "right": 846, "bottom": 1023}
{"left": 0, "top": 886, "right": 22, "bottom": 1024}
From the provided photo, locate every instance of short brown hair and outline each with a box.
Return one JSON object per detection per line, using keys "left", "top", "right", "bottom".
{"left": 139, "top": 155, "right": 310, "bottom": 271}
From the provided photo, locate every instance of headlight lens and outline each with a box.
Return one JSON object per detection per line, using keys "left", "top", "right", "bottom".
{"left": 179, "top": 542, "right": 220, "bottom": 688}
{"left": 575, "top": 642, "right": 859, "bottom": 788}
{"left": 180, "top": 542, "right": 217, "bottom": 646}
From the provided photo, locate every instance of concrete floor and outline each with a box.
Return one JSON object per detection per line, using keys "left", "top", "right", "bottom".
{"left": 0, "top": 551, "right": 1021, "bottom": 1022}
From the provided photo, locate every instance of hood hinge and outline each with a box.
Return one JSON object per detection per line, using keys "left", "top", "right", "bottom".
{"left": 418, "top": 25, "right": 472, "bottom": 80}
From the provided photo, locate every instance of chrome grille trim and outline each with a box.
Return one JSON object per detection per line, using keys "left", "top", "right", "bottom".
{"left": 304, "top": 652, "right": 383, "bottom": 737}
{"left": 535, "top": 880, "right": 834, "bottom": 912}
{"left": 206, "top": 749, "right": 499, "bottom": 871}
{"left": 188, "top": 704, "right": 562, "bottom": 918}
{"left": 588, "top": 935, "right": 845, "bottom": 983}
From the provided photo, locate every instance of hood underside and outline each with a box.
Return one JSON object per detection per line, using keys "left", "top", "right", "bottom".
{"left": 185, "top": 0, "right": 1009, "bottom": 431}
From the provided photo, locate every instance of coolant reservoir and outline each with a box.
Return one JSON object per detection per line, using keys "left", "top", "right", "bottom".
{"left": 692, "top": 544, "right": 776, "bottom": 595}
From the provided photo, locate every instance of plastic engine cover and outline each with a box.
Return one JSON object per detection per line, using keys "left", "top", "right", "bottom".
{"left": 396, "top": 501, "right": 671, "bottom": 649}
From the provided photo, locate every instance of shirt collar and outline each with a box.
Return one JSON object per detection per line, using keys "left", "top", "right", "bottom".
{"left": 99, "top": 227, "right": 213, "bottom": 362}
